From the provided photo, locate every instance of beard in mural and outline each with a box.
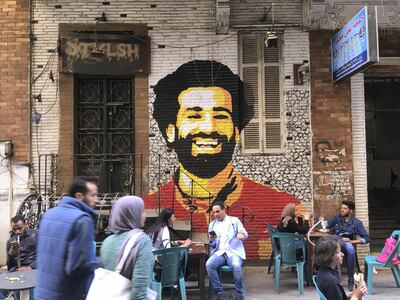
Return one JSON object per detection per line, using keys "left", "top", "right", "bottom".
{"left": 173, "top": 130, "right": 236, "bottom": 179}
{"left": 144, "top": 60, "right": 300, "bottom": 259}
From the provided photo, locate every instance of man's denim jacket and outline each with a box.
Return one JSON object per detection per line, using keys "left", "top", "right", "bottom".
{"left": 327, "top": 214, "right": 370, "bottom": 244}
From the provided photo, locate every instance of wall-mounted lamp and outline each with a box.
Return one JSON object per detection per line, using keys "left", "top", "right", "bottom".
{"left": 91, "top": 12, "right": 107, "bottom": 58}
{"left": 35, "top": 93, "right": 42, "bottom": 103}
{"left": 95, "top": 12, "right": 107, "bottom": 22}
{"left": 265, "top": 31, "right": 278, "bottom": 48}
{"left": 294, "top": 60, "right": 309, "bottom": 85}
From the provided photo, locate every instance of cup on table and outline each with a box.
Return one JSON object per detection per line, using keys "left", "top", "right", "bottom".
{"left": 321, "top": 220, "right": 328, "bottom": 230}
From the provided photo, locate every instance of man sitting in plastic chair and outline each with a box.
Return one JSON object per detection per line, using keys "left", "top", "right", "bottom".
{"left": 206, "top": 201, "right": 248, "bottom": 300}
{"left": 325, "top": 200, "right": 369, "bottom": 291}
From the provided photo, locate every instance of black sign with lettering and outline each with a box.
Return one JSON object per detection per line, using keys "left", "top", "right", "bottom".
{"left": 60, "top": 33, "right": 150, "bottom": 75}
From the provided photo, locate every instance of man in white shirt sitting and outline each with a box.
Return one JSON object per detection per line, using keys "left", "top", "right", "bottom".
{"left": 206, "top": 201, "right": 248, "bottom": 300}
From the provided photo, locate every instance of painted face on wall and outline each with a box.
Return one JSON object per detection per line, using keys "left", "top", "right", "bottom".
{"left": 166, "top": 86, "right": 239, "bottom": 178}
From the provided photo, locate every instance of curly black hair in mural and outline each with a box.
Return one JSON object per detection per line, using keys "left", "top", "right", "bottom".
{"left": 153, "top": 60, "right": 254, "bottom": 141}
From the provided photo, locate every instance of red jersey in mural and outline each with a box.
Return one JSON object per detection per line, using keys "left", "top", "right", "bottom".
{"left": 144, "top": 175, "right": 299, "bottom": 259}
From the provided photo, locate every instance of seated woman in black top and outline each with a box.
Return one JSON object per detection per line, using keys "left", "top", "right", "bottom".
{"left": 315, "top": 236, "right": 367, "bottom": 300}
{"left": 277, "top": 203, "right": 310, "bottom": 234}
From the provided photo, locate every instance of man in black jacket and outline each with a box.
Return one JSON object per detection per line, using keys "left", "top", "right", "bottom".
{"left": 6, "top": 215, "right": 38, "bottom": 270}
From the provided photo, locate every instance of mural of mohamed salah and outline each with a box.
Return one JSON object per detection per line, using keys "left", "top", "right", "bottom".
{"left": 144, "top": 60, "right": 301, "bottom": 259}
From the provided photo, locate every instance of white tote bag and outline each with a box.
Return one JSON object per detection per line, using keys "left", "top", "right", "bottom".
{"left": 86, "top": 234, "right": 157, "bottom": 300}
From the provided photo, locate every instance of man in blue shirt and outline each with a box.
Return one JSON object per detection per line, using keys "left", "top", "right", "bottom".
{"left": 327, "top": 200, "right": 370, "bottom": 291}
{"left": 206, "top": 201, "right": 248, "bottom": 300}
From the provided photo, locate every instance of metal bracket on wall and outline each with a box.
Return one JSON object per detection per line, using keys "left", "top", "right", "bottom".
{"left": 294, "top": 64, "right": 303, "bottom": 85}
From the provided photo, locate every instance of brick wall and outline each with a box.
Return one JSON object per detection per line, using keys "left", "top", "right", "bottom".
{"left": 350, "top": 73, "right": 369, "bottom": 258}
{"left": 32, "top": 0, "right": 312, "bottom": 259}
{"left": 147, "top": 28, "right": 312, "bottom": 259}
{"left": 56, "top": 23, "right": 149, "bottom": 194}
{"left": 32, "top": 0, "right": 239, "bottom": 191}
{"left": 0, "top": 0, "right": 30, "bottom": 163}
{"left": 310, "top": 30, "right": 354, "bottom": 218}
{"left": 230, "top": 0, "right": 304, "bottom": 26}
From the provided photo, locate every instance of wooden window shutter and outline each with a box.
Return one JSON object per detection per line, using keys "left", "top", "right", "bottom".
{"left": 264, "top": 43, "right": 282, "bottom": 151}
{"left": 240, "top": 34, "right": 263, "bottom": 153}
{"left": 240, "top": 33, "right": 283, "bottom": 154}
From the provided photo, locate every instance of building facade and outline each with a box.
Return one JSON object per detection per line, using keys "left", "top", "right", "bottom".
{"left": 1, "top": 0, "right": 400, "bottom": 262}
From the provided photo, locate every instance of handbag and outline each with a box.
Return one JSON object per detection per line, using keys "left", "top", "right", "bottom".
{"left": 86, "top": 234, "right": 157, "bottom": 300}
{"left": 376, "top": 237, "right": 400, "bottom": 265}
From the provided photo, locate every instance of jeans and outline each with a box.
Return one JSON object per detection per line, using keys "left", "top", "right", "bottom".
{"left": 340, "top": 241, "right": 356, "bottom": 281}
{"left": 206, "top": 253, "right": 244, "bottom": 296}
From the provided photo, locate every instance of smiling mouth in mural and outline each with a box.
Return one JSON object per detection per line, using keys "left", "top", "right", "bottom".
{"left": 192, "top": 137, "right": 222, "bottom": 155}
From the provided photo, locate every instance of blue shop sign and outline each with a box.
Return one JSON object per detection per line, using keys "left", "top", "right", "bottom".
{"left": 331, "top": 6, "right": 379, "bottom": 83}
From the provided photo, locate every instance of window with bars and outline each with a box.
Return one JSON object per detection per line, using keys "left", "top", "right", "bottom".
{"left": 239, "top": 33, "right": 284, "bottom": 154}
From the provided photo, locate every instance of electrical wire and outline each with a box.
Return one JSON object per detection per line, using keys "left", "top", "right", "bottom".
{"left": 35, "top": 53, "right": 57, "bottom": 97}
{"left": 32, "top": 31, "right": 82, "bottom": 84}
{"left": 36, "top": 78, "right": 59, "bottom": 116}
{"left": 31, "top": 27, "right": 237, "bottom": 115}
{"left": 32, "top": 32, "right": 82, "bottom": 115}
{"left": 32, "top": 5, "right": 275, "bottom": 85}
{"left": 35, "top": 122, "right": 40, "bottom": 158}
{"left": 119, "top": 30, "right": 238, "bottom": 49}
{"left": 30, "top": 9, "right": 276, "bottom": 158}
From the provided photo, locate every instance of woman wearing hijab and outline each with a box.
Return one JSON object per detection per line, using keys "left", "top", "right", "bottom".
{"left": 146, "top": 208, "right": 191, "bottom": 250}
{"left": 277, "top": 203, "right": 310, "bottom": 234}
{"left": 100, "top": 196, "right": 154, "bottom": 300}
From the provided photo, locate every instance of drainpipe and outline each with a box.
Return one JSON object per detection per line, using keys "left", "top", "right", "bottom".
{"left": 28, "top": 0, "right": 34, "bottom": 190}
{"left": 9, "top": 158, "right": 13, "bottom": 218}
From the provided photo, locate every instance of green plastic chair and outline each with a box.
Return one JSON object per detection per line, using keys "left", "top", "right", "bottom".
{"left": 364, "top": 230, "right": 400, "bottom": 294}
{"left": 152, "top": 247, "right": 188, "bottom": 300}
{"left": 271, "top": 232, "right": 307, "bottom": 296}
{"left": 267, "top": 224, "right": 277, "bottom": 274}
{"left": 312, "top": 275, "right": 328, "bottom": 300}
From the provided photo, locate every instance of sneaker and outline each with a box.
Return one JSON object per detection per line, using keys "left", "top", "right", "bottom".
{"left": 348, "top": 280, "right": 354, "bottom": 291}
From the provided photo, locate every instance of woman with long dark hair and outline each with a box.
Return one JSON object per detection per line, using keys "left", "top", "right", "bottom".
{"left": 146, "top": 208, "right": 191, "bottom": 250}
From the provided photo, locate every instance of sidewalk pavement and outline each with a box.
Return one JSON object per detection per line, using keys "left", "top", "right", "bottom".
{"left": 181, "top": 265, "right": 400, "bottom": 299}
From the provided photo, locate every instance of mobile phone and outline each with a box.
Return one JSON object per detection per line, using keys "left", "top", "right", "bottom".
{"left": 209, "top": 231, "right": 216, "bottom": 237}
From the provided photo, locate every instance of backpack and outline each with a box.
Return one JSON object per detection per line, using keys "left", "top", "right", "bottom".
{"left": 376, "top": 236, "right": 400, "bottom": 265}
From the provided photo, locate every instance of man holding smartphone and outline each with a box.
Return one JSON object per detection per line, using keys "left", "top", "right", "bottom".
{"left": 206, "top": 201, "right": 248, "bottom": 300}
{"left": 6, "top": 215, "right": 38, "bottom": 270}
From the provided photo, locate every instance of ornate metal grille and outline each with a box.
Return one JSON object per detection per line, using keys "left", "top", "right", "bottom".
{"left": 75, "top": 77, "right": 135, "bottom": 193}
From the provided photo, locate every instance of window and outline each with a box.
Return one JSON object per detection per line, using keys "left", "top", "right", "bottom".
{"left": 239, "top": 33, "right": 284, "bottom": 154}
{"left": 75, "top": 76, "right": 135, "bottom": 193}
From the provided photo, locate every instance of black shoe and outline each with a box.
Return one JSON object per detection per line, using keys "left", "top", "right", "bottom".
{"left": 234, "top": 293, "right": 245, "bottom": 300}
{"left": 348, "top": 280, "right": 354, "bottom": 291}
{"left": 185, "top": 273, "right": 198, "bottom": 281}
{"left": 216, "top": 292, "right": 229, "bottom": 300}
